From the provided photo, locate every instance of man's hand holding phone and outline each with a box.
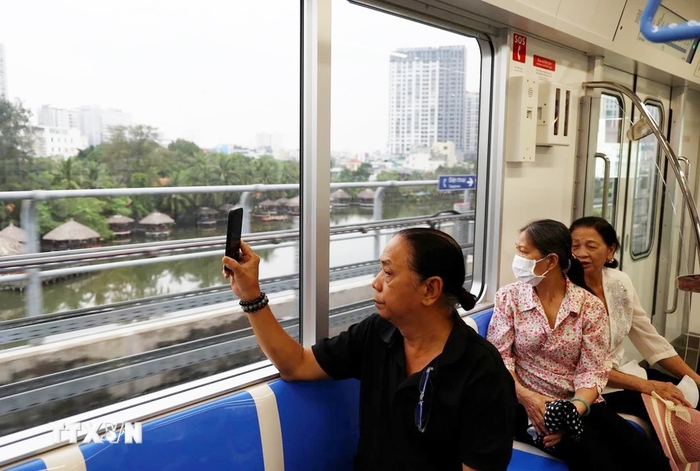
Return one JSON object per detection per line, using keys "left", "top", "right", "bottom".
{"left": 223, "top": 240, "right": 262, "bottom": 302}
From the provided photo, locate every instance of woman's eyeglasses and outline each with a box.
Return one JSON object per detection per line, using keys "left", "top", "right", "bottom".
{"left": 414, "top": 366, "right": 434, "bottom": 433}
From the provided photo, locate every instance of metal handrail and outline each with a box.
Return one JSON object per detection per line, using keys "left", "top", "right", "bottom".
{"left": 664, "top": 157, "right": 691, "bottom": 314}
{"left": 584, "top": 82, "right": 700, "bottom": 269}
{"left": 0, "top": 212, "right": 471, "bottom": 274}
{"left": 640, "top": 0, "right": 700, "bottom": 43}
{"left": 0, "top": 179, "right": 440, "bottom": 201}
{"left": 594, "top": 153, "right": 611, "bottom": 220}
{"left": 0, "top": 179, "right": 471, "bottom": 317}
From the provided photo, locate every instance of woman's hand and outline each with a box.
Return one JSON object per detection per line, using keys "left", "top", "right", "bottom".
{"left": 542, "top": 430, "right": 565, "bottom": 448}
{"left": 644, "top": 379, "right": 692, "bottom": 407}
{"left": 222, "top": 240, "right": 262, "bottom": 301}
{"left": 518, "top": 388, "right": 554, "bottom": 435}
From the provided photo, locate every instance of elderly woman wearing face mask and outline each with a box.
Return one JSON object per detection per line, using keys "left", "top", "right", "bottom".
{"left": 570, "top": 217, "right": 700, "bottom": 413}
{"left": 487, "top": 219, "right": 671, "bottom": 471}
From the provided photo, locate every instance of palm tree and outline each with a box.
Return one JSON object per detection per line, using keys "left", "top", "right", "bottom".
{"left": 54, "top": 157, "right": 82, "bottom": 190}
{"left": 160, "top": 171, "right": 193, "bottom": 219}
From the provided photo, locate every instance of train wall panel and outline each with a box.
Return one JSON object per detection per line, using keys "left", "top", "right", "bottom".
{"left": 500, "top": 35, "right": 588, "bottom": 288}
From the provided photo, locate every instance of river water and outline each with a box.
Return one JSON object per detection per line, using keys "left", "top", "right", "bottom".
{"left": 0, "top": 199, "right": 467, "bottom": 320}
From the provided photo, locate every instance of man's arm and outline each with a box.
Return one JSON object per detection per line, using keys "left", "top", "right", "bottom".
{"left": 224, "top": 241, "right": 329, "bottom": 381}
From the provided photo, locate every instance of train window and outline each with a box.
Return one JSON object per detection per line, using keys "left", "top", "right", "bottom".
{"left": 594, "top": 93, "right": 624, "bottom": 223}
{"left": 630, "top": 102, "right": 663, "bottom": 258}
{"left": 0, "top": 1, "right": 300, "bottom": 436}
{"left": 328, "top": 1, "right": 483, "bottom": 333}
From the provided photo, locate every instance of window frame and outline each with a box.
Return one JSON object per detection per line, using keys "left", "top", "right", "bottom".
{"left": 629, "top": 99, "right": 664, "bottom": 260}
{"left": 328, "top": 0, "right": 495, "bottom": 306}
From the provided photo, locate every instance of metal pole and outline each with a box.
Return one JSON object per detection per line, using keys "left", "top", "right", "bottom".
{"left": 21, "top": 199, "right": 43, "bottom": 317}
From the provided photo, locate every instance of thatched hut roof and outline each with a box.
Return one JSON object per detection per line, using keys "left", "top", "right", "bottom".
{"left": 107, "top": 214, "right": 135, "bottom": 224}
{"left": 139, "top": 212, "right": 175, "bottom": 225}
{"left": 357, "top": 189, "right": 376, "bottom": 200}
{"left": 196, "top": 207, "right": 218, "bottom": 215}
{"left": 0, "top": 234, "right": 23, "bottom": 256}
{"left": 330, "top": 189, "right": 351, "bottom": 200}
{"left": 275, "top": 197, "right": 288, "bottom": 205}
{"left": 43, "top": 219, "right": 101, "bottom": 241}
{"left": 258, "top": 200, "right": 278, "bottom": 207}
{"left": 219, "top": 203, "right": 236, "bottom": 212}
{"left": 285, "top": 196, "right": 300, "bottom": 207}
{"left": 0, "top": 222, "right": 26, "bottom": 243}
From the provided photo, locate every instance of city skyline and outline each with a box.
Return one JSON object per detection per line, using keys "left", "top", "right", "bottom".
{"left": 0, "top": 1, "right": 480, "bottom": 154}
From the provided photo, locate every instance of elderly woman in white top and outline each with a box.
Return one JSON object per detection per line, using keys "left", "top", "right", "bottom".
{"left": 570, "top": 216, "right": 700, "bottom": 419}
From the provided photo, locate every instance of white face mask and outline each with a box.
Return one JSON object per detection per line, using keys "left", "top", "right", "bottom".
{"left": 512, "top": 254, "right": 551, "bottom": 287}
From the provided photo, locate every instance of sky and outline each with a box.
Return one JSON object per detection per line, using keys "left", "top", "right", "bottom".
{"left": 0, "top": 0, "right": 481, "bottom": 154}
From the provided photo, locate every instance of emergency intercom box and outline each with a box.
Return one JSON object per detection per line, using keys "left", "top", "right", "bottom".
{"left": 506, "top": 75, "right": 538, "bottom": 162}
{"left": 536, "top": 82, "right": 575, "bottom": 146}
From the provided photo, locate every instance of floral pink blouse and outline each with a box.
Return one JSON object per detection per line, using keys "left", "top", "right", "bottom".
{"left": 486, "top": 279, "right": 610, "bottom": 401}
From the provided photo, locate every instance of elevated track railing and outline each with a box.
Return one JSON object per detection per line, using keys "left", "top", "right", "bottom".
{"left": 0, "top": 180, "right": 473, "bottom": 315}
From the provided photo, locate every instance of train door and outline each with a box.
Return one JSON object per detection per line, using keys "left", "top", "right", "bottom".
{"left": 617, "top": 77, "right": 671, "bottom": 316}
{"left": 579, "top": 71, "right": 671, "bottom": 319}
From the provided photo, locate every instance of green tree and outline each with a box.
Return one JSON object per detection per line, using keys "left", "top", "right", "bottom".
{"left": 99, "top": 125, "right": 170, "bottom": 186}
{"left": 38, "top": 198, "right": 110, "bottom": 237}
{"left": 168, "top": 139, "right": 201, "bottom": 159}
{"left": 335, "top": 162, "right": 373, "bottom": 182}
{"left": 26, "top": 156, "right": 60, "bottom": 190}
{"left": 53, "top": 157, "right": 83, "bottom": 190}
{"left": 0, "top": 99, "right": 34, "bottom": 191}
{"left": 158, "top": 171, "right": 194, "bottom": 219}
{"left": 376, "top": 170, "right": 401, "bottom": 181}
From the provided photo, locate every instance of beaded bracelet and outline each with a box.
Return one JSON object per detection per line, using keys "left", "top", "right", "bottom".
{"left": 569, "top": 397, "right": 591, "bottom": 416}
{"left": 239, "top": 292, "right": 269, "bottom": 313}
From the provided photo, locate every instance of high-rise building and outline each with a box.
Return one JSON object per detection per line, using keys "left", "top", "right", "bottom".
{"left": 33, "top": 126, "right": 88, "bottom": 159}
{"left": 0, "top": 44, "right": 8, "bottom": 99}
{"left": 77, "top": 105, "right": 132, "bottom": 146}
{"left": 464, "top": 92, "right": 480, "bottom": 161}
{"left": 37, "top": 105, "right": 79, "bottom": 129}
{"left": 388, "top": 46, "right": 466, "bottom": 158}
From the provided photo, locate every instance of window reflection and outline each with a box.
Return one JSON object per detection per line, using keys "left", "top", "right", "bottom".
{"left": 330, "top": 1, "right": 482, "bottom": 329}
{"left": 631, "top": 103, "right": 662, "bottom": 258}
{"left": 595, "top": 93, "right": 623, "bottom": 223}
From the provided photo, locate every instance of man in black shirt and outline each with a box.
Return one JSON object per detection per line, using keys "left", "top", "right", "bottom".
{"left": 224, "top": 228, "right": 516, "bottom": 470}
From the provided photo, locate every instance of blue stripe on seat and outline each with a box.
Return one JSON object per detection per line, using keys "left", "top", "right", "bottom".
{"left": 80, "top": 390, "right": 264, "bottom": 471}
{"left": 3, "top": 459, "right": 47, "bottom": 471}
{"left": 628, "top": 420, "right": 645, "bottom": 435}
{"left": 469, "top": 309, "right": 494, "bottom": 337}
{"left": 270, "top": 378, "right": 360, "bottom": 471}
{"left": 508, "top": 448, "right": 569, "bottom": 470}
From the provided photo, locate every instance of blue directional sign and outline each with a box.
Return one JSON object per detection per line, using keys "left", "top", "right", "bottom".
{"left": 438, "top": 175, "right": 476, "bottom": 191}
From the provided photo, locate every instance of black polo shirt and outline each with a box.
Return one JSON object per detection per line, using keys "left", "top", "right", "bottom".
{"left": 312, "top": 313, "right": 516, "bottom": 471}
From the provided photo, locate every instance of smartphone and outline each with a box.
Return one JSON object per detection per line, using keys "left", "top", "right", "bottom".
{"left": 224, "top": 207, "right": 243, "bottom": 274}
